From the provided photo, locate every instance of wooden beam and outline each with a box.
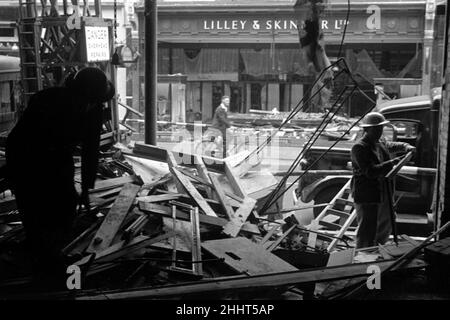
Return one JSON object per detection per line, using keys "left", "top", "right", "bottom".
{"left": 191, "top": 207, "right": 203, "bottom": 276}
{"left": 177, "top": 169, "right": 243, "bottom": 206}
{"left": 225, "top": 150, "right": 259, "bottom": 178}
{"left": 222, "top": 197, "right": 256, "bottom": 237}
{"left": 139, "top": 202, "right": 259, "bottom": 235}
{"left": 77, "top": 232, "right": 175, "bottom": 270}
{"left": 87, "top": 184, "right": 141, "bottom": 254}
{"left": 136, "top": 194, "right": 182, "bottom": 203}
{"left": 166, "top": 151, "right": 185, "bottom": 193}
{"left": 266, "top": 225, "right": 296, "bottom": 252}
{"left": 194, "top": 156, "right": 214, "bottom": 199}
{"left": 224, "top": 162, "right": 246, "bottom": 198}
{"left": 155, "top": 189, "right": 241, "bottom": 211}
{"left": 260, "top": 224, "right": 280, "bottom": 245}
{"left": 89, "top": 176, "right": 139, "bottom": 193}
{"left": 209, "top": 173, "right": 234, "bottom": 220}
{"left": 130, "top": 143, "right": 225, "bottom": 172}
{"left": 76, "top": 259, "right": 427, "bottom": 300}
{"left": 171, "top": 168, "right": 217, "bottom": 217}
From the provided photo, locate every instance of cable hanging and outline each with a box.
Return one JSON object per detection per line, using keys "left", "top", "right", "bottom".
{"left": 260, "top": 85, "right": 378, "bottom": 214}
{"left": 260, "top": 82, "right": 358, "bottom": 214}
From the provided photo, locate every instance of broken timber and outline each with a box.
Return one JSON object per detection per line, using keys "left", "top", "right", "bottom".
{"left": 222, "top": 197, "right": 256, "bottom": 237}
{"left": 138, "top": 202, "right": 260, "bottom": 235}
{"left": 76, "top": 258, "right": 427, "bottom": 300}
{"left": 171, "top": 168, "right": 217, "bottom": 217}
{"left": 87, "top": 183, "right": 141, "bottom": 254}
{"left": 128, "top": 143, "right": 225, "bottom": 172}
{"left": 202, "top": 237, "right": 297, "bottom": 276}
{"left": 77, "top": 232, "right": 176, "bottom": 275}
{"left": 209, "top": 173, "right": 234, "bottom": 220}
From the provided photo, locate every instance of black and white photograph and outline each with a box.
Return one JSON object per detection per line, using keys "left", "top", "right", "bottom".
{"left": 0, "top": 0, "right": 449, "bottom": 309}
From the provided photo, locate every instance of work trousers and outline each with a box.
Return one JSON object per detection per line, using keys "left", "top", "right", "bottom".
{"left": 15, "top": 186, "right": 77, "bottom": 290}
{"left": 354, "top": 183, "right": 393, "bottom": 249}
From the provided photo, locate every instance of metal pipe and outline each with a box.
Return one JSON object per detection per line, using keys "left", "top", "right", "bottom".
{"left": 144, "top": 0, "right": 157, "bottom": 145}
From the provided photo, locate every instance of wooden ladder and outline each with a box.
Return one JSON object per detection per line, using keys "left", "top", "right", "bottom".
{"left": 308, "top": 178, "right": 357, "bottom": 252}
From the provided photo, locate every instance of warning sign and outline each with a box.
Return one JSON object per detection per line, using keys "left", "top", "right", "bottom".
{"left": 84, "top": 26, "right": 110, "bottom": 62}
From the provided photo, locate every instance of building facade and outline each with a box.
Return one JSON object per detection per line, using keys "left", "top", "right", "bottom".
{"left": 135, "top": 0, "right": 429, "bottom": 123}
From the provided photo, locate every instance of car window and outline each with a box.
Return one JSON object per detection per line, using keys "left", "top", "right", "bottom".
{"left": 383, "top": 125, "right": 395, "bottom": 142}
{"left": 391, "top": 121, "right": 419, "bottom": 140}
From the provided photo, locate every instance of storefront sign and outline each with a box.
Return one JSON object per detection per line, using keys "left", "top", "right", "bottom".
{"left": 203, "top": 19, "right": 350, "bottom": 31}
{"left": 84, "top": 26, "right": 110, "bottom": 62}
{"left": 202, "top": 5, "right": 386, "bottom": 32}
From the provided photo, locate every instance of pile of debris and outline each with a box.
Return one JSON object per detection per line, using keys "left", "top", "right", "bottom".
{"left": 0, "top": 143, "right": 445, "bottom": 300}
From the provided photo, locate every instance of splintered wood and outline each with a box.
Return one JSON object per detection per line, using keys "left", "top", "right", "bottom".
{"left": 0, "top": 137, "right": 429, "bottom": 301}
{"left": 87, "top": 183, "right": 141, "bottom": 255}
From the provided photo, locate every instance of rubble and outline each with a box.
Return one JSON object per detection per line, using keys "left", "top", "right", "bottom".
{"left": 0, "top": 142, "right": 446, "bottom": 300}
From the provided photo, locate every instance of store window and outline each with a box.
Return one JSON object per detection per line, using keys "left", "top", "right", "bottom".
{"left": 212, "top": 82, "right": 224, "bottom": 110}
{"left": 230, "top": 84, "right": 244, "bottom": 113}
{"left": 250, "top": 83, "right": 262, "bottom": 110}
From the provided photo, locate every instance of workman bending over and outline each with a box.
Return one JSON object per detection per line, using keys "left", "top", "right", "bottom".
{"left": 351, "top": 112, "right": 415, "bottom": 249}
{"left": 6, "top": 67, "right": 115, "bottom": 289}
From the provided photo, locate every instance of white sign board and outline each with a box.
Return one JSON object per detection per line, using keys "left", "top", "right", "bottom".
{"left": 84, "top": 26, "right": 110, "bottom": 62}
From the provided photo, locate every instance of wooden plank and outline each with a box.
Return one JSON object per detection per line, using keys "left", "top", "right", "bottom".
{"left": 173, "top": 170, "right": 243, "bottom": 207}
{"left": 266, "top": 225, "right": 296, "bottom": 252}
{"left": 202, "top": 237, "right": 297, "bottom": 276}
{"left": 152, "top": 190, "right": 227, "bottom": 210}
{"left": 260, "top": 224, "right": 280, "bottom": 245}
{"left": 136, "top": 194, "right": 182, "bottom": 203}
{"left": 138, "top": 202, "right": 259, "bottom": 235}
{"left": 222, "top": 197, "right": 256, "bottom": 237}
{"left": 224, "top": 162, "right": 246, "bottom": 198}
{"left": 130, "top": 143, "right": 225, "bottom": 172}
{"left": 225, "top": 150, "right": 258, "bottom": 178}
{"left": 191, "top": 207, "right": 203, "bottom": 275}
{"left": 166, "top": 152, "right": 185, "bottom": 193}
{"left": 327, "top": 248, "right": 355, "bottom": 267}
{"left": 194, "top": 155, "right": 214, "bottom": 199}
{"left": 87, "top": 184, "right": 141, "bottom": 254}
{"left": 77, "top": 232, "right": 175, "bottom": 268}
{"left": 141, "top": 175, "right": 172, "bottom": 191}
{"left": 171, "top": 168, "right": 217, "bottom": 217}
{"left": 209, "top": 173, "right": 235, "bottom": 220}
{"left": 77, "top": 259, "right": 427, "bottom": 300}
{"left": 90, "top": 176, "right": 138, "bottom": 193}
{"left": 91, "top": 187, "right": 123, "bottom": 199}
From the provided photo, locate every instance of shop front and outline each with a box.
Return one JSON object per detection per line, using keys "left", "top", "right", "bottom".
{"left": 136, "top": 0, "right": 426, "bottom": 121}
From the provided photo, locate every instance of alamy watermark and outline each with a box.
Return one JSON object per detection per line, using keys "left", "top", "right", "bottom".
{"left": 366, "top": 264, "right": 381, "bottom": 290}
{"left": 167, "top": 121, "right": 282, "bottom": 169}
{"left": 66, "top": 265, "right": 81, "bottom": 290}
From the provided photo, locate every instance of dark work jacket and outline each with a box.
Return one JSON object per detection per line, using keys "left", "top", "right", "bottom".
{"left": 211, "top": 104, "right": 230, "bottom": 133}
{"left": 6, "top": 87, "right": 103, "bottom": 197}
{"left": 351, "top": 135, "right": 409, "bottom": 204}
